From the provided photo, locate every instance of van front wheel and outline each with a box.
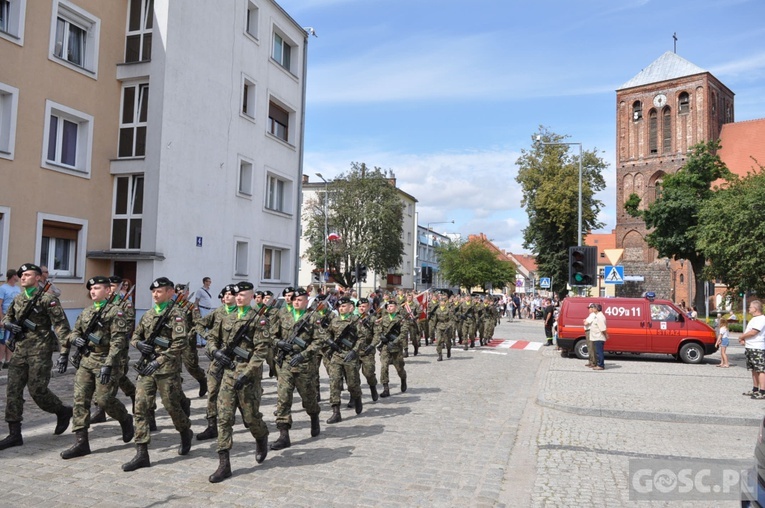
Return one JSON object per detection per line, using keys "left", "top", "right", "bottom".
{"left": 679, "top": 343, "right": 704, "bottom": 364}
{"left": 573, "top": 340, "right": 588, "bottom": 360}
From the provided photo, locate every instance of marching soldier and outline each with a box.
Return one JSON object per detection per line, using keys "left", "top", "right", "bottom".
{"left": 196, "top": 284, "right": 237, "bottom": 441}
{"left": 353, "top": 299, "right": 379, "bottom": 402}
{"left": 402, "top": 292, "right": 420, "bottom": 357}
{"left": 207, "top": 282, "right": 270, "bottom": 483}
{"left": 458, "top": 294, "right": 478, "bottom": 349}
{"left": 377, "top": 300, "right": 407, "bottom": 397}
{"left": 61, "top": 276, "right": 134, "bottom": 459}
{"left": 325, "top": 296, "right": 364, "bottom": 424}
{"left": 431, "top": 293, "right": 454, "bottom": 361}
{"left": 269, "top": 288, "right": 322, "bottom": 450}
{"left": 0, "top": 263, "right": 72, "bottom": 449}
{"left": 255, "top": 291, "right": 277, "bottom": 378}
{"left": 122, "top": 277, "right": 193, "bottom": 472}
{"left": 176, "top": 283, "right": 208, "bottom": 398}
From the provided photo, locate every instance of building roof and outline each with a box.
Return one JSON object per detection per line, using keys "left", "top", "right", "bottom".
{"left": 584, "top": 230, "right": 616, "bottom": 263}
{"left": 618, "top": 52, "right": 707, "bottom": 91}
{"left": 467, "top": 233, "right": 513, "bottom": 262}
{"left": 718, "top": 118, "right": 765, "bottom": 177}
{"left": 509, "top": 253, "right": 538, "bottom": 274}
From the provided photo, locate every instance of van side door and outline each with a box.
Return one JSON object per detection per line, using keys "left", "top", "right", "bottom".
{"left": 601, "top": 301, "right": 648, "bottom": 352}
{"left": 647, "top": 303, "right": 686, "bottom": 353}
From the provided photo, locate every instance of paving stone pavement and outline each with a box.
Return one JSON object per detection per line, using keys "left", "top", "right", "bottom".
{"left": 0, "top": 316, "right": 760, "bottom": 507}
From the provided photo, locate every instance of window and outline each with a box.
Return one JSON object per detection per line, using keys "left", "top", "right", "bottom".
{"left": 268, "top": 100, "right": 290, "bottom": 143}
{"left": 119, "top": 83, "right": 149, "bottom": 158}
{"left": 245, "top": 1, "right": 258, "bottom": 39}
{"left": 0, "top": 0, "right": 27, "bottom": 45}
{"left": 678, "top": 92, "right": 690, "bottom": 114}
{"left": 238, "top": 157, "right": 253, "bottom": 196}
{"left": 272, "top": 30, "right": 293, "bottom": 72}
{"left": 241, "top": 76, "right": 256, "bottom": 119}
{"left": 662, "top": 107, "right": 671, "bottom": 153}
{"left": 235, "top": 240, "right": 249, "bottom": 276}
{"left": 648, "top": 109, "right": 658, "bottom": 154}
{"left": 407, "top": 231, "right": 412, "bottom": 245}
{"left": 50, "top": 1, "right": 100, "bottom": 76}
{"left": 42, "top": 100, "right": 93, "bottom": 176}
{"left": 266, "top": 174, "right": 286, "bottom": 212}
{"left": 262, "top": 247, "right": 284, "bottom": 281}
{"left": 632, "top": 101, "right": 642, "bottom": 121}
{"left": 125, "top": 0, "right": 152, "bottom": 62}
{"left": 37, "top": 214, "right": 87, "bottom": 279}
{"left": 111, "top": 175, "right": 143, "bottom": 250}
{"left": 0, "top": 81, "right": 19, "bottom": 160}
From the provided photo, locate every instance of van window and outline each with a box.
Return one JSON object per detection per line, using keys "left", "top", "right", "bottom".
{"left": 650, "top": 304, "right": 681, "bottom": 322}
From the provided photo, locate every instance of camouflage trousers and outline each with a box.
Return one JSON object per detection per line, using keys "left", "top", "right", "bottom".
{"left": 134, "top": 372, "right": 190, "bottom": 445}
{"left": 216, "top": 362, "right": 267, "bottom": 452}
{"left": 435, "top": 326, "right": 452, "bottom": 355}
{"left": 357, "top": 351, "right": 377, "bottom": 387}
{"left": 182, "top": 337, "right": 206, "bottom": 383}
{"left": 205, "top": 363, "right": 222, "bottom": 419}
{"left": 482, "top": 321, "right": 496, "bottom": 341}
{"left": 420, "top": 319, "right": 430, "bottom": 342}
{"left": 379, "top": 348, "right": 406, "bottom": 385}
{"left": 328, "top": 353, "right": 361, "bottom": 406}
{"left": 274, "top": 358, "right": 320, "bottom": 429}
{"left": 5, "top": 352, "right": 66, "bottom": 423}
{"left": 461, "top": 320, "right": 476, "bottom": 342}
{"left": 72, "top": 356, "right": 129, "bottom": 431}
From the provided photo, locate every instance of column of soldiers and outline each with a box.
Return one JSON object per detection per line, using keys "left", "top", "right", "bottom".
{"left": 0, "top": 264, "right": 507, "bottom": 482}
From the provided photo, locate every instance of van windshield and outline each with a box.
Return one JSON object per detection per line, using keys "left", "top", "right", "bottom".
{"left": 650, "top": 304, "right": 682, "bottom": 322}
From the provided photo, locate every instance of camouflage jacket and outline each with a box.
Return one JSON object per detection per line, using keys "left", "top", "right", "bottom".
{"left": 375, "top": 313, "right": 406, "bottom": 353}
{"left": 269, "top": 307, "right": 323, "bottom": 362}
{"left": 326, "top": 313, "right": 365, "bottom": 359}
{"left": 430, "top": 304, "right": 454, "bottom": 330}
{"left": 2, "top": 288, "right": 70, "bottom": 356}
{"left": 130, "top": 305, "right": 187, "bottom": 375}
{"left": 208, "top": 306, "right": 270, "bottom": 379}
{"left": 68, "top": 301, "right": 129, "bottom": 368}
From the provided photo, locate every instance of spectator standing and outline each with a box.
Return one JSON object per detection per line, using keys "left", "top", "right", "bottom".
{"left": 739, "top": 300, "right": 765, "bottom": 399}
{"left": 0, "top": 269, "right": 22, "bottom": 368}
{"left": 38, "top": 265, "right": 61, "bottom": 297}
{"left": 543, "top": 299, "right": 555, "bottom": 346}
{"left": 716, "top": 316, "right": 732, "bottom": 368}
{"left": 583, "top": 303, "right": 597, "bottom": 368}
{"left": 194, "top": 277, "right": 214, "bottom": 347}
{"left": 589, "top": 303, "right": 607, "bottom": 370}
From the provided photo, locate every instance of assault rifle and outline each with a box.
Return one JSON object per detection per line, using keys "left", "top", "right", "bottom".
{"left": 70, "top": 291, "right": 119, "bottom": 369}
{"left": 377, "top": 320, "right": 402, "bottom": 353}
{"left": 275, "top": 299, "right": 329, "bottom": 367}
{"left": 5, "top": 279, "right": 53, "bottom": 352}
{"left": 117, "top": 285, "right": 137, "bottom": 310}
{"left": 211, "top": 299, "right": 276, "bottom": 381}
{"left": 133, "top": 293, "right": 185, "bottom": 374}
{"left": 402, "top": 303, "right": 420, "bottom": 335}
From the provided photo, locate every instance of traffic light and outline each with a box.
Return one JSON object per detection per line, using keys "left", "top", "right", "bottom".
{"left": 421, "top": 266, "right": 432, "bottom": 284}
{"left": 568, "top": 246, "right": 597, "bottom": 286}
{"left": 358, "top": 265, "right": 368, "bottom": 282}
{"left": 312, "top": 271, "right": 320, "bottom": 283}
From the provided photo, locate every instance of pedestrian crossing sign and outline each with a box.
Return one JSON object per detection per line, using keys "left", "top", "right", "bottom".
{"left": 604, "top": 265, "right": 624, "bottom": 284}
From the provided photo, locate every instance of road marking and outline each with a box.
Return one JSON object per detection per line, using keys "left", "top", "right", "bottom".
{"left": 485, "top": 339, "right": 544, "bottom": 351}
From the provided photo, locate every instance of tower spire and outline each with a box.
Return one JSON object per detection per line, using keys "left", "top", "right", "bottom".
{"left": 673, "top": 32, "right": 678, "bottom": 53}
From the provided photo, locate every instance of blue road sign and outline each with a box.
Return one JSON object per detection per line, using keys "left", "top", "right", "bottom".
{"left": 539, "top": 277, "right": 551, "bottom": 288}
{"left": 604, "top": 265, "right": 624, "bottom": 284}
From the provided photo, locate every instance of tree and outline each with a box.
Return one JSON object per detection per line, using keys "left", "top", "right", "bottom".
{"left": 515, "top": 127, "right": 607, "bottom": 296}
{"left": 625, "top": 140, "right": 732, "bottom": 312}
{"left": 303, "top": 162, "right": 405, "bottom": 288}
{"left": 697, "top": 164, "right": 765, "bottom": 295}
{"left": 437, "top": 240, "right": 516, "bottom": 292}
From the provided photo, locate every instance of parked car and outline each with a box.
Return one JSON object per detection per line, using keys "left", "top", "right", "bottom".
{"left": 556, "top": 294, "right": 717, "bottom": 364}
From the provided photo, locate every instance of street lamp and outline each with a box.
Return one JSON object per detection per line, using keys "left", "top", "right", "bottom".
{"left": 536, "top": 137, "right": 583, "bottom": 246}
{"left": 315, "top": 173, "right": 329, "bottom": 284}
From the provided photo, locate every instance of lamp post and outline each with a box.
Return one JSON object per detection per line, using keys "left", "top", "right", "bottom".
{"left": 425, "top": 220, "right": 454, "bottom": 288}
{"left": 315, "top": 173, "right": 329, "bottom": 286}
{"left": 536, "top": 138, "right": 583, "bottom": 246}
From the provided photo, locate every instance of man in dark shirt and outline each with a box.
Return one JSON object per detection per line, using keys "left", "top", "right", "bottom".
{"left": 543, "top": 298, "right": 555, "bottom": 346}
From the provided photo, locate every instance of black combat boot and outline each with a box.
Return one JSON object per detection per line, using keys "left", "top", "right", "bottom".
{"left": 178, "top": 428, "right": 193, "bottom": 455}
{"left": 463, "top": 343, "right": 469, "bottom": 351}
{"left": 255, "top": 435, "right": 268, "bottom": 463}
{"left": 401, "top": 377, "right": 407, "bottom": 393}
{"left": 54, "top": 406, "right": 73, "bottom": 435}
{"left": 326, "top": 405, "right": 342, "bottom": 424}
{"left": 354, "top": 396, "right": 362, "bottom": 415}
{"left": 380, "top": 384, "right": 391, "bottom": 398}
{"left": 148, "top": 412, "right": 157, "bottom": 432}
{"left": 90, "top": 405, "right": 107, "bottom": 424}
{"left": 198, "top": 378, "right": 208, "bottom": 398}
{"left": 120, "top": 416, "right": 135, "bottom": 443}
{"left": 413, "top": 343, "right": 419, "bottom": 356}
{"left": 122, "top": 443, "right": 150, "bottom": 471}
{"left": 270, "top": 424, "right": 291, "bottom": 450}
{"left": 403, "top": 349, "right": 409, "bottom": 358}
{"left": 181, "top": 396, "right": 191, "bottom": 418}
{"left": 470, "top": 339, "right": 475, "bottom": 348}
{"left": 310, "top": 414, "right": 320, "bottom": 437}
{"left": 0, "top": 422, "right": 22, "bottom": 450}
{"left": 346, "top": 398, "right": 354, "bottom": 409}
{"left": 209, "top": 450, "right": 232, "bottom": 483}
{"left": 447, "top": 349, "right": 451, "bottom": 359}
{"left": 370, "top": 384, "right": 379, "bottom": 402}
{"left": 437, "top": 353, "right": 443, "bottom": 361}
{"left": 61, "top": 429, "right": 90, "bottom": 459}
{"left": 197, "top": 417, "right": 218, "bottom": 441}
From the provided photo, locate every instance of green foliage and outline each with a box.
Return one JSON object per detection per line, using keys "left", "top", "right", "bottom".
{"left": 303, "top": 162, "right": 405, "bottom": 287}
{"left": 437, "top": 240, "right": 516, "bottom": 292}
{"left": 515, "top": 126, "right": 608, "bottom": 296}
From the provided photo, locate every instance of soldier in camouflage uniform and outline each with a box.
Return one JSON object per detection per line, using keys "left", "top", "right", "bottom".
{"left": 481, "top": 299, "right": 498, "bottom": 345}
{"left": 353, "top": 299, "right": 379, "bottom": 402}
{"left": 430, "top": 293, "right": 454, "bottom": 361}
{"left": 269, "top": 288, "right": 322, "bottom": 450}
{"left": 195, "top": 284, "right": 237, "bottom": 441}
{"left": 377, "top": 300, "right": 408, "bottom": 397}
{"left": 402, "top": 293, "right": 420, "bottom": 357}
{"left": 122, "top": 277, "right": 193, "bottom": 472}
{"left": 458, "top": 294, "right": 478, "bottom": 350}
{"left": 0, "top": 263, "right": 72, "bottom": 449}
{"left": 325, "top": 296, "right": 365, "bottom": 424}
{"left": 207, "top": 282, "right": 270, "bottom": 483}
{"left": 61, "top": 276, "right": 135, "bottom": 459}
{"left": 176, "top": 284, "right": 207, "bottom": 398}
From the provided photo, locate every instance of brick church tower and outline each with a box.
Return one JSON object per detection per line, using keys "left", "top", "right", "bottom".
{"left": 614, "top": 52, "right": 734, "bottom": 302}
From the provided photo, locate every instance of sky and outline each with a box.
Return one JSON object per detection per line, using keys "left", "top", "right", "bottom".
{"left": 278, "top": 0, "right": 765, "bottom": 254}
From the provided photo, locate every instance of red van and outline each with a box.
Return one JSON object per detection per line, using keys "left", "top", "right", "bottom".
{"left": 556, "top": 295, "right": 717, "bottom": 364}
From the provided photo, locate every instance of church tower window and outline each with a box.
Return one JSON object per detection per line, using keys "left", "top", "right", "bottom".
{"left": 678, "top": 92, "right": 690, "bottom": 114}
{"left": 632, "top": 101, "right": 642, "bottom": 121}
{"left": 648, "top": 109, "right": 658, "bottom": 154}
{"left": 662, "top": 107, "right": 672, "bottom": 153}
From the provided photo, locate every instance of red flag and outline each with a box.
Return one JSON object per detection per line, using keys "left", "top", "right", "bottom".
{"left": 414, "top": 291, "right": 429, "bottom": 320}
{"left": 327, "top": 232, "right": 341, "bottom": 241}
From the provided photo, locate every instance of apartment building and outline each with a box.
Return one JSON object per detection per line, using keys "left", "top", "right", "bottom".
{"left": 0, "top": 0, "right": 308, "bottom": 308}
